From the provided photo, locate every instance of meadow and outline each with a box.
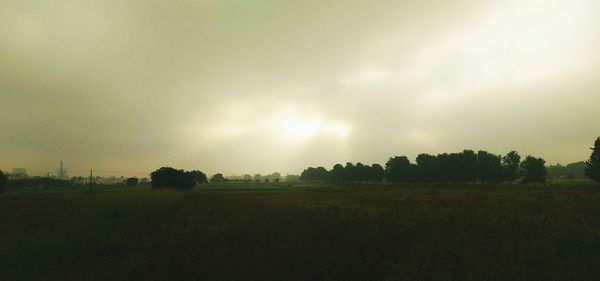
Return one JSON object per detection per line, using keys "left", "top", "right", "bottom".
{"left": 1, "top": 183, "right": 600, "bottom": 280}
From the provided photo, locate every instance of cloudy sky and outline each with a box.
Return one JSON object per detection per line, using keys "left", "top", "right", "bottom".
{"left": 1, "top": 0, "right": 600, "bottom": 177}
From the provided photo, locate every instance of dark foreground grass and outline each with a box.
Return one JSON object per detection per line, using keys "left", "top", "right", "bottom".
{"left": 1, "top": 184, "right": 600, "bottom": 280}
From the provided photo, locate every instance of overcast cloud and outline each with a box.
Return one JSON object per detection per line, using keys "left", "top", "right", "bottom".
{"left": 1, "top": 0, "right": 599, "bottom": 176}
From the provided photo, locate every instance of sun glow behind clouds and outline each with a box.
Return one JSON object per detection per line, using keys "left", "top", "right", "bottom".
{"left": 194, "top": 103, "right": 352, "bottom": 144}
{"left": 275, "top": 107, "right": 351, "bottom": 141}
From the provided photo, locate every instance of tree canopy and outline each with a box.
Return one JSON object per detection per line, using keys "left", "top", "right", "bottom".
{"left": 299, "top": 149, "right": 543, "bottom": 185}
{"left": 586, "top": 137, "right": 600, "bottom": 182}
{"left": 0, "top": 170, "right": 7, "bottom": 193}
{"left": 150, "top": 167, "right": 207, "bottom": 190}
{"left": 521, "top": 156, "right": 547, "bottom": 184}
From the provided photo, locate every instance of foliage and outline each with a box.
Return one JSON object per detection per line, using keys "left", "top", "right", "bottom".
{"left": 3, "top": 185, "right": 600, "bottom": 280}
{"left": 300, "top": 167, "right": 329, "bottom": 182}
{"left": 521, "top": 156, "right": 548, "bottom": 183}
{"left": 585, "top": 137, "right": 600, "bottom": 182}
{"left": 150, "top": 167, "right": 206, "bottom": 190}
{"left": 300, "top": 149, "right": 542, "bottom": 185}
{"left": 125, "top": 177, "right": 139, "bottom": 186}
{"left": 385, "top": 156, "right": 413, "bottom": 183}
{"left": 0, "top": 170, "right": 7, "bottom": 193}
{"left": 502, "top": 150, "right": 521, "bottom": 182}
{"left": 477, "top": 150, "right": 503, "bottom": 183}
{"left": 210, "top": 173, "right": 227, "bottom": 184}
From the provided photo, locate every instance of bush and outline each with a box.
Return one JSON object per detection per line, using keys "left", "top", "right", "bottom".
{"left": 125, "top": 177, "right": 139, "bottom": 186}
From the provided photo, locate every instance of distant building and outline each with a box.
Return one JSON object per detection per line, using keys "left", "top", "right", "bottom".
{"left": 8, "top": 168, "right": 28, "bottom": 179}
{"left": 12, "top": 168, "right": 27, "bottom": 176}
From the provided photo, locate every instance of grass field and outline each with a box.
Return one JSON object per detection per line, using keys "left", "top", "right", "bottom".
{"left": 2, "top": 183, "right": 600, "bottom": 280}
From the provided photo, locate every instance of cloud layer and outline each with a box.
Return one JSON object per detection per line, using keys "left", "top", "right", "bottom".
{"left": 1, "top": 0, "right": 599, "bottom": 176}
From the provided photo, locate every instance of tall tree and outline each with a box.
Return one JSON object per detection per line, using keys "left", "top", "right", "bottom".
{"left": 369, "top": 164, "right": 385, "bottom": 183}
{"left": 330, "top": 164, "right": 345, "bottom": 183}
{"left": 460, "top": 150, "right": 479, "bottom": 183}
{"left": 344, "top": 162, "right": 357, "bottom": 183}
{"left": 586, "top": 137, "right": 600, "bottom": 182}
{"left": 477, "top": 151, "right": 503, "bottom": 183}
{"left": 0, "top": 170, "right": 7, "bottom": 193}
{"left": 416, "top": 154, "right": 437, "bottom": 183}
{"left": 315, "top": 167, "right": 329, "bottom": 182}
{"left": 385, "top": 156, "right": 412, "bottom": 183}
{"left": 355, "top": 163, "right": 369, "bottom": 183}
{"left": 521, "top": 156, "right": 547, "bottom": 184}
{"left": 300, "top": 167, "right": 316, "bottom": 182}
{"left": 502, "top": 151, "right": 521, "bottom": 182}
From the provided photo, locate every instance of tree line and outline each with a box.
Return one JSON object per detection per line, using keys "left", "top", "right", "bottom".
{"left": 1, "top": 138, "right": 599, "bottom": 193}
{"left": 300, "top": 150, "right": 549, "bottom": 184}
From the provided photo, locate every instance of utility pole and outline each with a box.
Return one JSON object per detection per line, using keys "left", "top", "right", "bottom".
{"left": 89, "top": 170, "right": 93, "bottom": 190}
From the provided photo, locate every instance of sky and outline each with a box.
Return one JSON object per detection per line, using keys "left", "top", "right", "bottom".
{"left": 1, "top": 0, "right": 600, "bottom": 177}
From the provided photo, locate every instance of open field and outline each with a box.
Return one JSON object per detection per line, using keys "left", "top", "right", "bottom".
{"left": 2, "top": 183, "right": 600, "bottom": 280}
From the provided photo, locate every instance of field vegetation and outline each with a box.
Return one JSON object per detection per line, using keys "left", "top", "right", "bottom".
{"left": 1, "top": 182, "right": 600, "bottom": 280}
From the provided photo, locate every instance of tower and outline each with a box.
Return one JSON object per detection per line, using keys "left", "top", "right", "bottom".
{"left": 57, "top": 160, "right": 68, "bottom": 179}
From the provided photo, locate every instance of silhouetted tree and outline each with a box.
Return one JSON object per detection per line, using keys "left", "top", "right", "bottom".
{"left": 355, "top": 163, "right": 370, "bottom": 183}
{"left": 315, "top": 167, "right": 329, "bottom": 182}
{"left": 151, "top": 167, "right": 205, "bottom": 190}
{"left": 521, "top": 156, "right": 547, "bottom": 184}
{"left": 369, "top": 163, "right": 385, "bottom": 183}
{"left": 344, "top": 162, "right": 357, "bottom": 182}
{"left": 460, "top": 150, "right": 478, "bottom": 183}
{"left": 189, "top": 170, "right": 208, "bottom": 184}
{"left": 586, "top": 137, "right": 600, "bottom": 182}
{"left": 477, "top": 150, "right": 503, "bottom": 183}
{"left": 330, "top": 164, "right": 345, "bottom": 183}
{"left": 125, "top": 177, "right": 139, "bottom": 186}
{"left": 300, "top": 167, "right": 329, "bottom": 182}
{"left": 210, "top": 173, "right": 227, "bottom": 184}
{"left": 300, "top": 167, "right": 316, "bottom": 181}
{"left": 502, "top": 151, "right": 521, "bottom": 182}
{"left": 416, "top": 154, "right": 437, "bottom": 182}
{"left": 0, "top": 170, "right": 7, "bottom": 193}
{"left": 385, "top": 156, "right": 413, "bottom": 183}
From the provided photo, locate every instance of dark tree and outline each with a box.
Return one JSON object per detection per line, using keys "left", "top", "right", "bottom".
{"left": 416, "top": 154, "right": 437, "bottom": 182}
{"left": 344, "top": 162, "right": 357, "bottom": 183}
{"left": 369, "top": 163, "right": 385, "bottom": 183}
{"left": 502, "top": 151, "right": 521, "bottom": 182}
{"left": 150, "top": 167, "right": 206, "bottom": 190}
{"left": 315, "top": 167, "right": 329, "bottom": 182}
{"left": 330, "top": 164, "right": 345, "bottom": 183}
{"left": 477, "top": 150, "right": 504, "bottom": 183}
{"left": 385, "top": 156, "right": 413, "bottom": 183}
{"left": 300, "top": 167, "right": 329, "bottom": 182}
{"left": 586, "top": 137, "right": 600, "bottom": 182}
{"left": 210, "top": 173, "right": 227, "bottom": 184}
{"left": 460, "top": 150, "right": 478, "bottom": 183}
{"left": 521, "top": 156, "right": 547, "bottom": 184}
{"left": 355, "top": 163, "right": 368, "bottom": 183}
{"left": 189, "top": 170, "right": 208, "bottom": 184}
{"left": 300, "top": 167, "right": 316, "bottom": 181}
{"left": 125, "top": 177, "right": 139, "bottom": 186}
{"left": 0, "top": 170, "right": 7, "bottom": 193}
